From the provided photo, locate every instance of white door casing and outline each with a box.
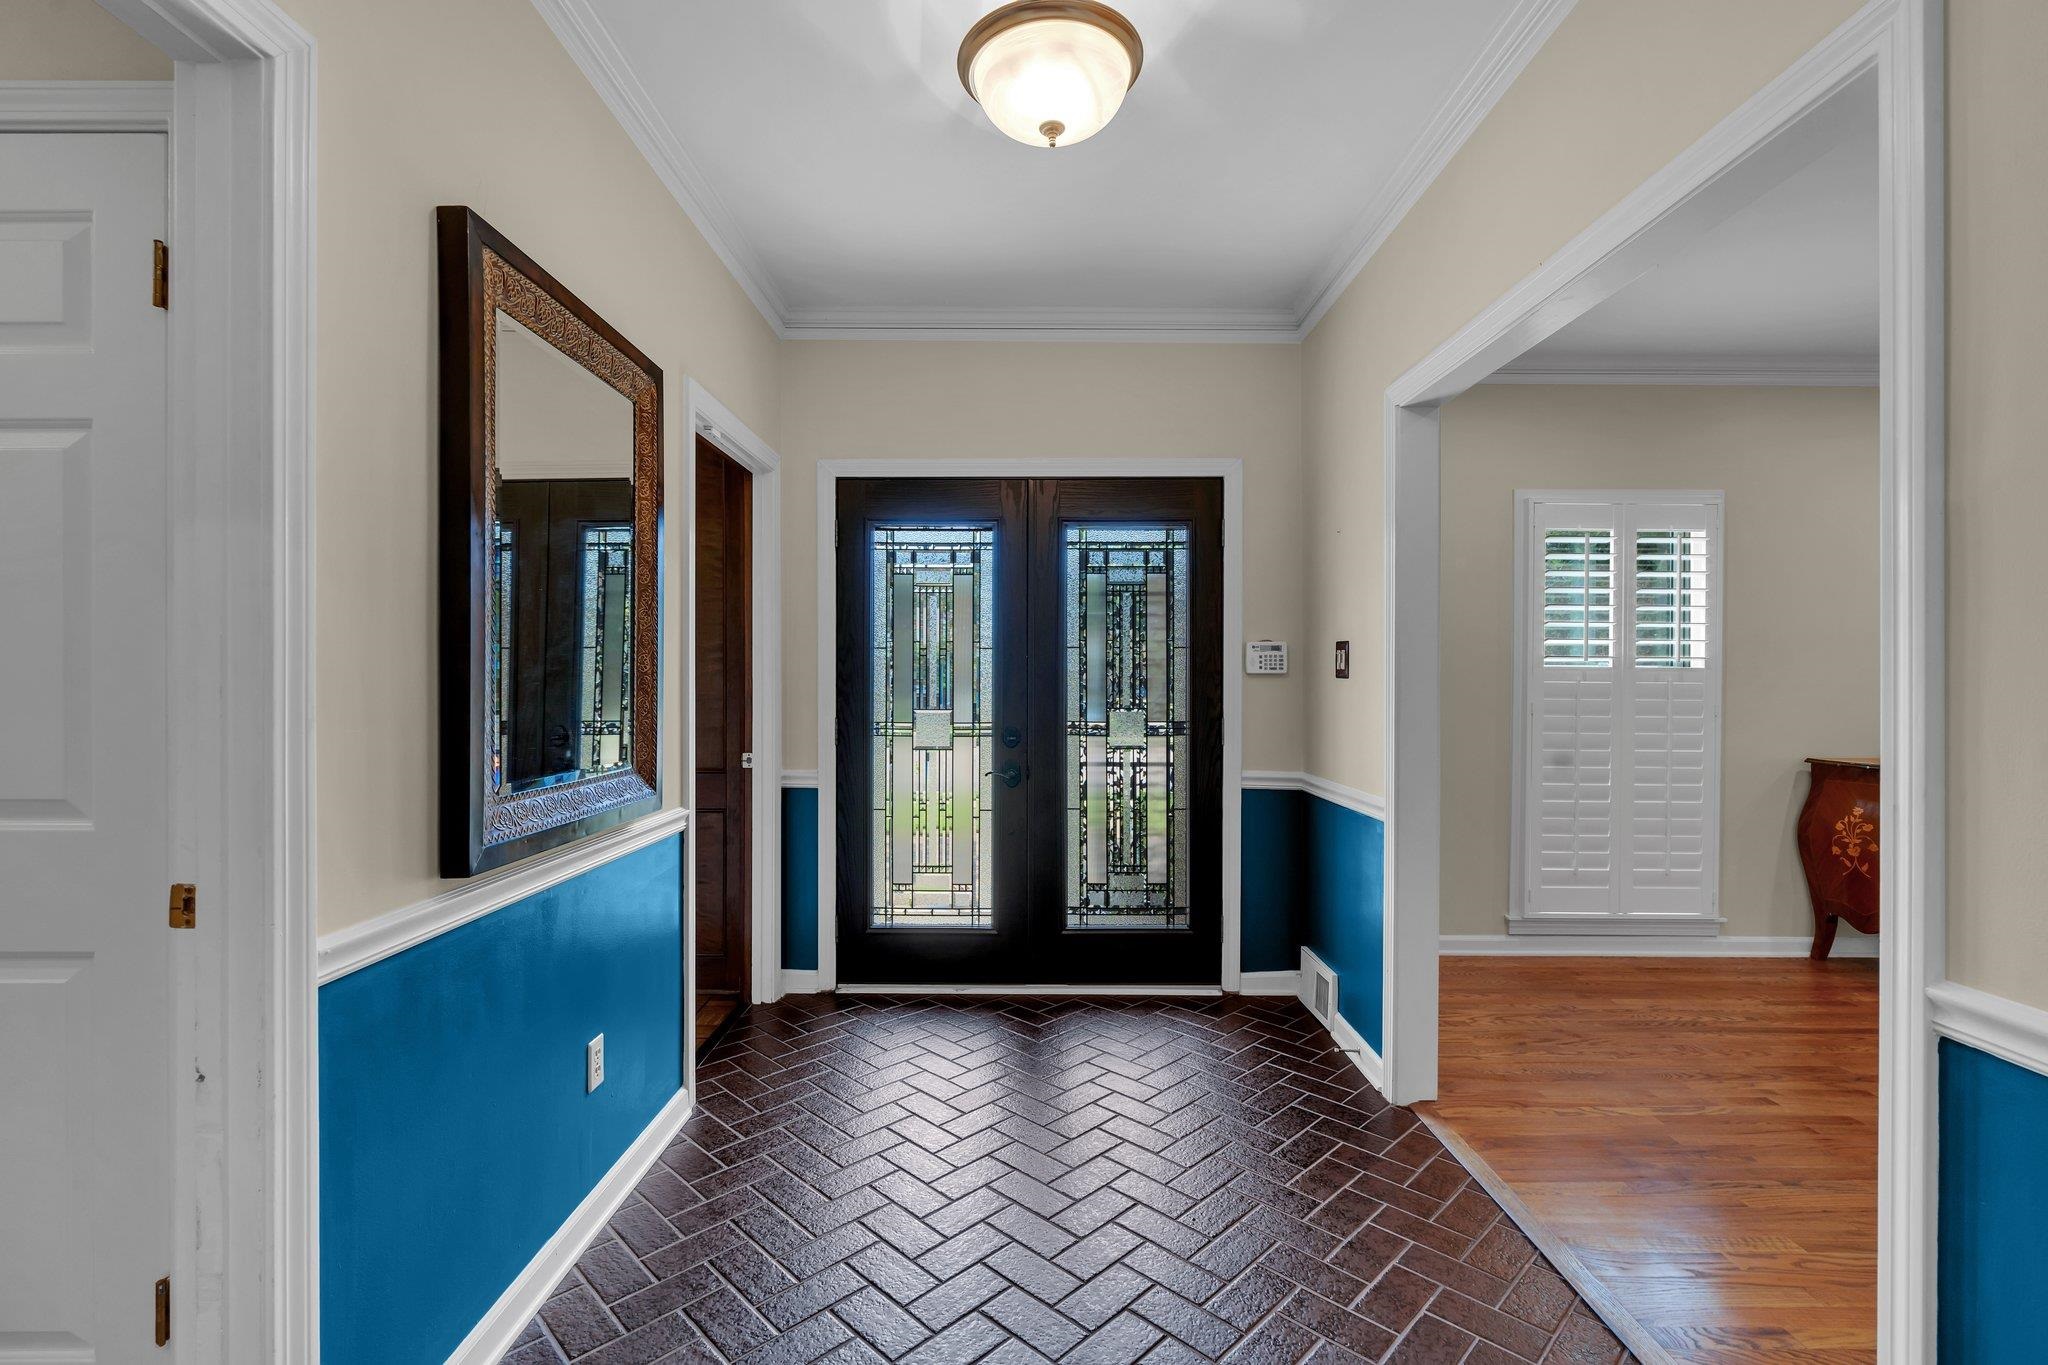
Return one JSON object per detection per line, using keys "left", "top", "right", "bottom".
{"left": 1512, "top": 490, "right": 1724, "bottom": 931}
{"left": 0, "top": 133, "right": 172, "bottom": 1360}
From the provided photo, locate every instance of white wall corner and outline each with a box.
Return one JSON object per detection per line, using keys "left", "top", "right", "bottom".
{"left": 780, "top": 970, "right": 822, "bottom": 997}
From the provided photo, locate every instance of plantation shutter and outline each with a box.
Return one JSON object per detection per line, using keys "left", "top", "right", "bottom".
{"left": 1620, "top": 502, "right": 1719, "bottom": 918}
{"left": 1522, "top": 502, "right": 1619, "bottom": 917}
{"left": 1519, "top": 494, "right": 1721, "bottom": 925}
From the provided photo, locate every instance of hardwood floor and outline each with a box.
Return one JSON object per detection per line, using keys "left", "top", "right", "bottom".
{"left": 1421, "top": 957, "right": 1877, "bottom": 1365}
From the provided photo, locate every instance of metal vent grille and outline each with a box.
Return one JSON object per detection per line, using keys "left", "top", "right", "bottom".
{"left": 1299, "top": 948, "right": 1338, "bottom": 1027}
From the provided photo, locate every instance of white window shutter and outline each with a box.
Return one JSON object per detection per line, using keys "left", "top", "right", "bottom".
{"left": 1620, "top": 502, "right": 1720, "bottom": 918}
{"left": 1521, "top": 503, "right": 1619, "bottom": 918}
{"left": 1517, "top": 494, "right": 1722, "bottom": 927}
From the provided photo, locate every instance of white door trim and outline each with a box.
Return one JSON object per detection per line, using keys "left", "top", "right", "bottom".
{"left": 814, "top": 458, "right": 1246, "bottom": 993}
{"left": 681, "top": 380, "right": 785, "bottom": 1115}
{"left": 1379, "top": 2, "right": 1941, "bottom": 1359}
{"left": 5, "top": 12, "right": 319, "bottom": 1358}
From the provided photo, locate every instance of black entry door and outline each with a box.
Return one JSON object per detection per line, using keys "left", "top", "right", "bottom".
{"left": 836, "top": 478, "right": 1222, "bottom": 985}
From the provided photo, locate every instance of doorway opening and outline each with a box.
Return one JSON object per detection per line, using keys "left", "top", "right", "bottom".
{"left": 1374, "top": 11, "right": 1940, "bottom": 1353}
{"left": 694, "top": 436, "right": 752, "bottom": 1058}
{"left": 834, "top": 477, "right": 1224, "bottom": 986}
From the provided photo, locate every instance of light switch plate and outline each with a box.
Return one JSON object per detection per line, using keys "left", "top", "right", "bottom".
{"left": 1334, "top": 640, "right": 1351, "bottom": 679}
{"left": 586, "top": 1034, "right": 605, "bottom": 1092}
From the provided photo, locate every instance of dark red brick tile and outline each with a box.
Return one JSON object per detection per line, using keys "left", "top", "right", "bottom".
{"left": 539, "top": 1284, "right": 620, "bottom": 1356}
{"left": 1385, "top": 1312, "right": 1476, "bottom": 1364}
{"left": 503, "top": 999, "right": 1622, "bottom": 1365}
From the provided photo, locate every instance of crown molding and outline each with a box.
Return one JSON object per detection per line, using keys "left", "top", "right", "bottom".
{"left": 1292, "top": 0, "right": 1580, "bottom": 338}
{"left": 527, "top": 0, "right": 790, "bottom": 336}
{"left": 779, "top": 304, "right": 1304, "bottom": 344}
{"left": 535, "top": 0, "right": 1575, "bottom": 343}
{"left": 1486, "top": 356, "right": 1880, "bottom": 386}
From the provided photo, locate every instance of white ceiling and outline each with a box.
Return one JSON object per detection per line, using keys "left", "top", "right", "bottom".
{"left": 1498, "top": 86, "right": 1879, "bottom": 384}
{"left": 553, "top": 0, "right": 1567, "bottom": 338}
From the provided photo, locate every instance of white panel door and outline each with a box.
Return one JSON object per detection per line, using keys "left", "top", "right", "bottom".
{"left": 1517, "top": 493, "right": 1722, "bottom": 927}
{"left": 0, "top": 134, "right": 173, "bottom": 1362}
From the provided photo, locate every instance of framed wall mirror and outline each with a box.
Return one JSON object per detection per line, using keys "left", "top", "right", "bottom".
{"left": 438, "top": 206, "right": 663, "bottom": 876}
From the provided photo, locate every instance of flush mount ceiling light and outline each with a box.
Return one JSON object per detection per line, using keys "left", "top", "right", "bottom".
{"left": 957, "top": 1, "right": 1144, "bottom": 150}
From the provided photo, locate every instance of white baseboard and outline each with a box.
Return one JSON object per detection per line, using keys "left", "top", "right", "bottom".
{"left": 1928, "top": 980, "right": 2048, "bottom": 1081}
{"left": 1239, "top": 970, "right": 1302, "bottom": 996}
{"left": 1441, "top": 932, "right": 1879, "bottom": 958}
{"left": 446, "top": 1086, "right": 694, "bottom": 1365}
{"left": 1327, "top": 1005, "right": 1387, "bottom": 1093}
{"left": 780, "top": 969, "right": 821, "bottom": 996}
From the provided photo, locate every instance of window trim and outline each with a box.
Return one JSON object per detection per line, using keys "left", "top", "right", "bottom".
{"left": 1508, "top": 489, "right": 1727, "bottom": 933}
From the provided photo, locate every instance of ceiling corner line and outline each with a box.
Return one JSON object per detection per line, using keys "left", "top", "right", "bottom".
{"left": 526, "top": 0, "right": 793, "bottom": 337}
{"left": 1291, "top": 0, "right": 1581, "bottom": 339}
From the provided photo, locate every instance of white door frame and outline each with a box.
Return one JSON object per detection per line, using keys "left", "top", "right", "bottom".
{"left": 814, "top": 458, "right": 1246, "bottom": 993}
{"left": 680, "top": 379, "right": 784, "bottom": 1106}
{"left": 3, "top": 5, "right": 318, "bottom": 1356}
{"left": 1379, "top": 0, "right": 1941, "bottom": 1358}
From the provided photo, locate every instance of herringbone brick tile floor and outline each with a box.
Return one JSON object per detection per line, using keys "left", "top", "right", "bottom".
{"left": 503, "top": 995, "right": 1636, "bottom": 1365}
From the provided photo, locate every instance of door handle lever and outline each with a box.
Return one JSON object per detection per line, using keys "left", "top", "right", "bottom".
{"left": 985, "top": 762, "right": 1023, "bottom": 788}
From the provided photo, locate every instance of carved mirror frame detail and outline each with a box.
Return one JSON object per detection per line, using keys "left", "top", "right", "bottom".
{"left": 439, "top": 205, "right": 664, "bottom": 876}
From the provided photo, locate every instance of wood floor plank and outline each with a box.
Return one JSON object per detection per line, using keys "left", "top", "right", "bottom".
{"left": 1421, "top": 956, "right": 1877, "bottom": 1365}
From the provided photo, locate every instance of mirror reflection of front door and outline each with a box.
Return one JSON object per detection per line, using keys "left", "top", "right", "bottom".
{"left": 836, "top": 478, "right": 1222, "bottom": 984}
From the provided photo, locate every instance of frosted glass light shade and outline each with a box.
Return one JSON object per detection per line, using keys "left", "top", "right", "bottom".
{"left": 959, "top": 3, "right": 1143, "bottom": 149}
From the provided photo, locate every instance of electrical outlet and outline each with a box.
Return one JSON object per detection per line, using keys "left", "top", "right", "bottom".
{"left": 1334, "top": 640, "right": 1351, "bottom": 679}
{"left": 586, "top": 1034, "right": 605, "bottom": 1093}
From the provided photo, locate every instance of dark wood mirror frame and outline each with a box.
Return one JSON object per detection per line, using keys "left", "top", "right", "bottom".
{"left": 437, "top": 205, "right": 663, "bottom": 877}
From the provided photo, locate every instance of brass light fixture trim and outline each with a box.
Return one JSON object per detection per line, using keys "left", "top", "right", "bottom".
{"left": 957, "top": 1, "right": 1144, "bottom": 148}
{"left": 955, "top": 1, "right": 1146, "bottom": 93}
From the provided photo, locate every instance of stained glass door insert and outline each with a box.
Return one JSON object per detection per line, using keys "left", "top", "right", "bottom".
{"left": 870, "top": 526, "right": 996, "bottom": 928}
{"left": 1064, "top": 527, "right": 1191, "bottom": 929}
{"left": 837, "top": 478, "right": 1220, "bottom": 985}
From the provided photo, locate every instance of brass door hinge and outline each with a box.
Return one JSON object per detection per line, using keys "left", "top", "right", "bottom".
{"left": 152, "top": 240, "right": 168, "bottom": 310}
{"left": 168, "top": 883, "right": 196, "bottom": 930}
{"left": 155, "top": 1276, "right": 170, "bottom": 1346}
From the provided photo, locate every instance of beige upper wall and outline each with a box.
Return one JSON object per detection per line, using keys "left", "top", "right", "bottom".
{"left": 1948, "top": 0, "right": 2048, "bottom": 1009}
{"left": 1438, "top": 384, "right": 1879, "bottom": 941}
{"left": 1300, "top": 0, "right": 1867, "bottom": 801}
{"left": 774, "top": 341, "right": 1306, "bottom": 776}
{"left": 272, "top": 0, "right": 780, "bottom": 933}
{"left": 0, "top": 0, "right": 169, "bottom": 79}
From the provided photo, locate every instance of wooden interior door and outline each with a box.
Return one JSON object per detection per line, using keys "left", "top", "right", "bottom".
{"left": 694, "top": 439, "right": 751, "bottom": 1044}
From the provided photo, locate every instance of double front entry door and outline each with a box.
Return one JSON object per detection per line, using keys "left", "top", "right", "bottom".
{"left": 837, "top": 478, "right": 1223, "bottom": 985}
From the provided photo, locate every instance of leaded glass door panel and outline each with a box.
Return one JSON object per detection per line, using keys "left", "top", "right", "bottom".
{"left": 837, "top": 480, "right": 1031, "bottom": 982}
{"left": 837, "top": 477, "right": 1222, "bottom": 985}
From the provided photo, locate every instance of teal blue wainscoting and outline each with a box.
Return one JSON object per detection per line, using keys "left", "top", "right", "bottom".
{"left": 1938, "top": 1035, "right": 2048, "bottom": 1362}
{"left": 318, "top": 835, "right": 684, "bottom": 1364}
